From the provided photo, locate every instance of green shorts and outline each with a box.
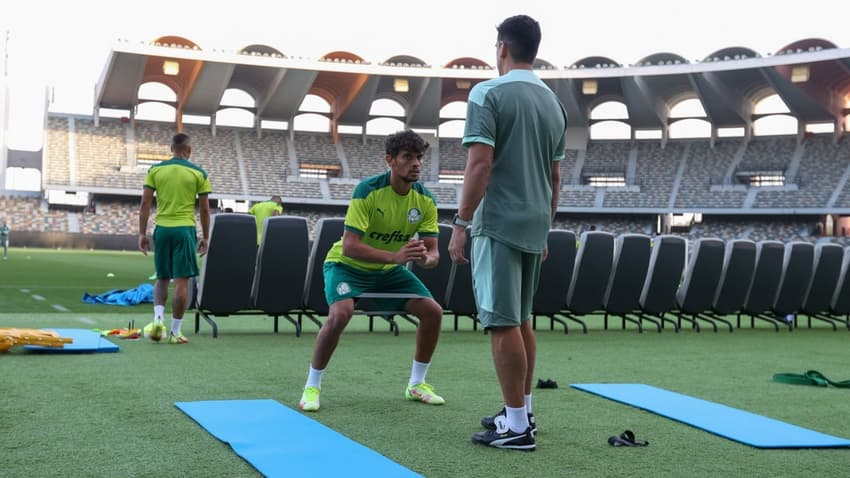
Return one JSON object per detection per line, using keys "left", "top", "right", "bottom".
{"left": 323, "top": 262, "right": 432, "bottom": 311}
{"left": 153, "top": 226, "right": 199, "bottom": 279}
{"left": 472, "top": 235, "right": 543, "bottom": 328}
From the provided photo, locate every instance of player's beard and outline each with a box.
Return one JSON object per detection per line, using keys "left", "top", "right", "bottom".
{"left": 400, "top": 170, "right": 419, "bottom": 183}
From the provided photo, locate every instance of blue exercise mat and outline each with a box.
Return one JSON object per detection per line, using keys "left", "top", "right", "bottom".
{"left": 23, "top": 328, "right": 119, "bottom": 353}
{"left": 175, "top": 399, "right": 422, "bottom": 478}
{"left": 571, "top": 383, "right": 850, "bottom": 449}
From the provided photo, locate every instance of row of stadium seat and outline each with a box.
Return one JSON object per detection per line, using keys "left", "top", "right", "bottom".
{"left": 191, "top": 214, "right": 850, "bottom": 337}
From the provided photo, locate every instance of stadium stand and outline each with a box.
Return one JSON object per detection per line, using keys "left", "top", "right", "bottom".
{"left": 328, "top": 182, "right": 355, "bottom": 200}
{"left": 339, "top": 134, "right": 389, "bottom": 179}
{"left": 604, "top": 142, "right": 683, "bottom": 208}
{"left": 78, "top": 198, "right": 138, "bottom": 234}
{"left": 75, "top": 118, "right": 135, "bottom": 189}
{"left": 674, "top": 139, "right": 746, "bottom": 209}
{"left": 438, "top": 138, "right": 466, "bottom": 173}
{"left": 239, "top": 129, "right": 290, "bottom": 196}
{"left": 736, "top": 136, "right": 797, "bottom": 174}
{"left": 181, "top": 125, "right": 243, "bottom": 195}
{"left": 582, "top": 141, "right": 630, "bottom": 176}
{"left": 1, "top": 195, "right": 67, "bottom": 232}
{"left": 45, "top": 116, "right": 71, "bottom": 186}
{"left": 293, "top": 132, "right": 341, "bottom": 167}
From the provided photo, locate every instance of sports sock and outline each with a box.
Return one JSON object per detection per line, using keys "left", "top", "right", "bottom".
{"left": 408, "top": 360, "right": 430, "bottom": 386}
{"left": 505, "top": 405, "right": 529, "bottom": 434}
{"left": 154, "top": 305, "right": 165, "bottom": 320}
{"left": 525, "top": 393, "right": 533, "bottom": 414}
{"left": 306, "top": 366, "right": 324, "bottom": 389}
{"left": 171, "top": 318, "right": 182, "bottom": 335}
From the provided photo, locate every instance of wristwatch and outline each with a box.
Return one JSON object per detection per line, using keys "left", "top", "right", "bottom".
{"left": 452, "top": 214, "right": 471, "bottom": 227}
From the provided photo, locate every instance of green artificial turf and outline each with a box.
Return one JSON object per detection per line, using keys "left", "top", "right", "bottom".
{"left": 2, "top": 249, "right": 849, "bottom": 478}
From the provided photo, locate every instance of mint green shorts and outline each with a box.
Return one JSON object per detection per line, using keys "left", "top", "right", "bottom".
{"left": 472, "top": 235, "right": 542, "bottom": 328}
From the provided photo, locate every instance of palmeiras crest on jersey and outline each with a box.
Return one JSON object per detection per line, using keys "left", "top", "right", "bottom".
{"left": 407, "top": 207, "right": 422, "bottom": 224}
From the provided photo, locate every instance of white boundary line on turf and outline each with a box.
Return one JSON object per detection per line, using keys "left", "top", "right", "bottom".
{"left": 31, "top": 294, "right": 46, "bottom": 301}
{"left": 19, "top": 289, "right": 30, "bottom": 293}
{"left": 52, "top": 304, "right": 70, "bottom": 312}
{"left": 77, "top": 317, "right": 95, "bottom": 324}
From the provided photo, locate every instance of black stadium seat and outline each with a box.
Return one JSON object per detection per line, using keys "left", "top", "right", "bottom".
{"left": 800, "top": 243, "right": 844, "bottom": 330}
{"left": 675, "top": 238, "right": 726, "bottom": 332}
{"left": 531, "top": 229, "right": 577, "bottom": 333}
{"left": 603, "top": 233, "right": 652, "bottom": 332}
{"left": 251, "top": 216, "right": 311, "bottom": 336}
{"left": 194, "top": 213, "right": 257, "bottom": 337}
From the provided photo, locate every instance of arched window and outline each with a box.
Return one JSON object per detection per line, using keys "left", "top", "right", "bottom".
{"left": 299, "top": 94, "right": 331, "bottom": 113}
{"left": 590, "top": 120, "right": 631, "bottom": 140}
{"left": 369, "top": 98, "right": 405, "bottom": 117}
{"left": 590, "top": 101, "right": 628, "bottom": 120}
{"left": 669, "top": 98, "right": 707, "bottom": 118}
{"left": 438, "top": 120, "right": 465, "bottom": 138}
{"left": 293, "top": 113, "right": 330, "bottom": 132}
{"left": 220, "top": 89, "right": 255, "bottom": 108}
{"left": 669, "top": 118, "right": 712, "bottom": 138}
{"left": 5, "top": 167, "right": 41, "bottom": 191}
{"left": 439, "top": 101, "right": 467, "bottom": 120}
{"left": 138, "top": 82, "right": 176, "bottom": 102}
{"left": 366, "top": 117, "right": 406, "bottom": 135}
{"left": 753, "top": 115, "right": 797, "bottom": 136}
{"left": 754, "top": 94, "right": 790, "bottom": 115}
{"left": 216, "top": 107, "right": 254, "bottom": 128}
{"left": 136, "top": 102, "right": 176, "bottom": 122}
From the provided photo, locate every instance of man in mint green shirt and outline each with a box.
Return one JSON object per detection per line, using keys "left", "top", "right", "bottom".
{"left": 138, "top": 133, "right": 211, "bottom": 345}
{"left": 449, "top": 15, "right": 566, "bottom": 452}
{"left": 249, "top": 196, "right": 283, "bottom": 243}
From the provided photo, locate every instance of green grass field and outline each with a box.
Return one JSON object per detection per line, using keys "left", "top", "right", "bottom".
{"left": 1, "top": 248, "right": 849, "bottom": 477}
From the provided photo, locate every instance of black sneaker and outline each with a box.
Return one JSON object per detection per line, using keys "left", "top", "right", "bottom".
{"left": 481, "top": 407, "right": 537, "bottom": 435}
{"left": 472, "top": 417, "right": 536, "bottom": 451}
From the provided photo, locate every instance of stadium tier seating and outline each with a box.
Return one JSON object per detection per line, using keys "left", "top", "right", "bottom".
{"left": 240, "top": 130, "right": 290, "bottom": 196}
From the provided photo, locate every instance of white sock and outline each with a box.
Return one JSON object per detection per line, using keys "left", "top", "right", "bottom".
{"left": 171, "top": 318, "right": 182, "bottom": 335}
{"left": 154, "top": 305, "right": 165, "bottom": 320}
{"left": 525, "top": 394, "right": 533, "bottom": 414}
{"left": 306, "top": 366, "right": 324, "bottom": 389}
{"left": 505, "top": 405, "right": 529, "bottom": 434}
{"left": 408, "top": 360, "right": 430, "bottom": 386}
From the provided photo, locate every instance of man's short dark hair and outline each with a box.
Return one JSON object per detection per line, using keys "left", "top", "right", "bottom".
{"left": 172, "top": 133, "right": 191, "bottom": 150}
{"left": 385, "top": 130, "right": 429, "bottom": 158}
{"left": 496, "top": 15, "right": 541, "bottom": 64}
